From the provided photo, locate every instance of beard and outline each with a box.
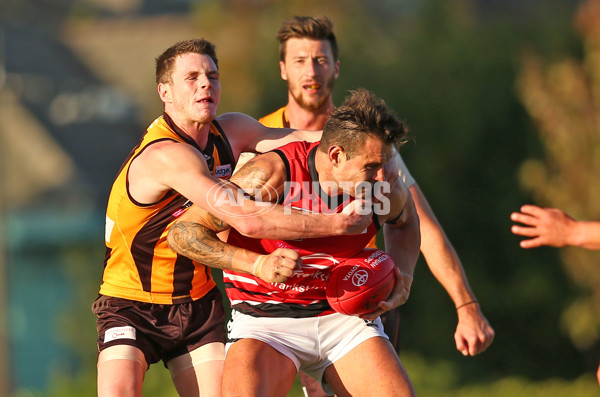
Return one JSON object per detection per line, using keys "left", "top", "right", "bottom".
{"left": 289, "top": 75, "right": 336, "bottom": 111}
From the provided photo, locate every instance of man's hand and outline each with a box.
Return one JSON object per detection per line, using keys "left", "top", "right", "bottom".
{"left": 454, "top": 302, "right": 495, "bottom": 356}
{"left": 361, "top": 268, "right": 412, "bottom": 320}
{"left": 254, "top": 248, "right": 301, "bottom": 283}
{"left": 510, "top": 205, "right": 576, "bottom": 248}
{"left": 336, "top": 199, "right": 373, "bottom": 235}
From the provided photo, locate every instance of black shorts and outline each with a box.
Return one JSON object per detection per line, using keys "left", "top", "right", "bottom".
{"left": 92, "top": 287, "right": 226, "bottom": 366}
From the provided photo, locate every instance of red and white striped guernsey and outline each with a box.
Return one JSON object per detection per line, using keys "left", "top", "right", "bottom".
{"left": 224, "top": 141, "right": 380, "bottom": 318}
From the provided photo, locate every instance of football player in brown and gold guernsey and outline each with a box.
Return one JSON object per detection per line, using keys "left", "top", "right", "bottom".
{"left": 93, "top": 38, "right": 372, "bottom": 397}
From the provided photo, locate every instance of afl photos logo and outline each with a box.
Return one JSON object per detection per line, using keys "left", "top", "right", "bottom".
{"left": 206, "top": 178, "right": 280, "bottom": 218}
{"left": 352, "top": 270, "right": 370, "bottom": 287}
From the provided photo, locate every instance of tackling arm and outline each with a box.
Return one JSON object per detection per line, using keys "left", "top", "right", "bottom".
{"left": 216, "top": 112, "right": 321, "bottom": 154}
{"left": 167, "top": 152, "right": 305, "bottom": 283}
{"left": 132, "top": 140, "right": 369, "bottom": 240}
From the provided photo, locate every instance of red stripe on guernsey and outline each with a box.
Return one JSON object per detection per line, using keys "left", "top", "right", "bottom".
{"left": 224, "top": 141, "right": 379, "bottom": 318}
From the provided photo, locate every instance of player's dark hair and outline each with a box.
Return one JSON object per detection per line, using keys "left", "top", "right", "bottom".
{"left": 320, "top": 88, "right": 409, "bottom": 158}
{"left": 276, "top": 16, "right": 338, "bottom": 61}
{"left": 155, "top": 38, "right": 219, "bottom": 84}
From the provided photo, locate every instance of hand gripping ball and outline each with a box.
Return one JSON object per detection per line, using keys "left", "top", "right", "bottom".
{"left": 326, "top": 248, "right": 396, "bottom": 315}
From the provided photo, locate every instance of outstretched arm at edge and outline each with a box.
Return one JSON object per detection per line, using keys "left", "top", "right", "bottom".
{"left": 412, "top": 183, "right": 494, "bottom": 356}
{"left": 511, "top": 205, "right": 600, "bottom": 249}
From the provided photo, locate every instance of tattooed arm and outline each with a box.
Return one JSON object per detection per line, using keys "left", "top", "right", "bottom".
{"left": 168, "top": 205, "right": 236, "bottom": 268}
{"left": 167, "top": 152, "right": 301, "bottom": 282}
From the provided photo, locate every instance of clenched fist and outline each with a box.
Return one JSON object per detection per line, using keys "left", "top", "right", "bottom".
{"left": 253, "top": 248, "right": 301, "bottom": 283}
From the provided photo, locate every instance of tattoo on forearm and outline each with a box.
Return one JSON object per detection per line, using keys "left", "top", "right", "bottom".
{"left": 169, "top": 221, "right": 235, "bottom": 270}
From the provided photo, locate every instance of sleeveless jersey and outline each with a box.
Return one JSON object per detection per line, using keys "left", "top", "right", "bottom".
{"left": 224, "top": 141, "right": 380, "bottom": 318}
{"left": 100, "top": 113, "right": 235, "bottom": 304}
{"left": 259, "top": 105, "right": 381, "bottom": 249}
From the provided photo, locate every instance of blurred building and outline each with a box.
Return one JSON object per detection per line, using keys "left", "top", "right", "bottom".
{"left": 0, "top": 8, "right": 142, "bottom": 393}
{"left": 0, "top": 0, "right": 205, "bottom": 392}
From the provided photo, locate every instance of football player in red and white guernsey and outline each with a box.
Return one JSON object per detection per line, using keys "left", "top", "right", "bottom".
{"left": 168, "top": 88, "right": 420, "bottom": 397}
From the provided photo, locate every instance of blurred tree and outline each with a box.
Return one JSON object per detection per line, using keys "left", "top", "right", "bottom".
{"left": 517, "top": 0, "right": 600, "bottom": 357}
{"left": 356, "top": 0, "right": 585, "bottom": 383}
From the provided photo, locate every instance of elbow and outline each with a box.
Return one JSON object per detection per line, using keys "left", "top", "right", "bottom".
{"left": 229, "top": 217, "right": 263, "bottom": 237}
{"left": 166, "top": 226, "right": 182, "bottom": 254}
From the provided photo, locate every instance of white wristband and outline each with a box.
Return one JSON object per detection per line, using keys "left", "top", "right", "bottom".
{"left": 252, "top": 255, "right": 267, "bottom": 277}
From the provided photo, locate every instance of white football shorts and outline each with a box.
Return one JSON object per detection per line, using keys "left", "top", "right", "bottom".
{"left": 226, "top": 310, "right": 388, "bottom": 393}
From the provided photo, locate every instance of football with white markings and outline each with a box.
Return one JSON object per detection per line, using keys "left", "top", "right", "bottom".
{"left": 326, "top": 248, "right": 396, "bottom": 316}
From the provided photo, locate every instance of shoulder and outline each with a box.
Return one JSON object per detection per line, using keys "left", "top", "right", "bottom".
{"left": 377, "top": 177, "right": 413, "bottom": 225}
{"left": 136, "top": 139, "right": 194, "bottom": 169}
{"left": 135, "top": 117, "right": 202, "bottom": 164}
{"left": 395, "top": 152, "right": 416, "bottom": 187}
{"left": 273, "top": 140, "right": 313, "bottom": 157}
{"left": 215, "top": 112, "right": 266, "bottom": 137}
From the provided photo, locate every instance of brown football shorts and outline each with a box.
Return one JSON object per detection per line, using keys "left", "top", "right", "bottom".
{"left": 92, "top": 287, "right": 226, "bottom": 366}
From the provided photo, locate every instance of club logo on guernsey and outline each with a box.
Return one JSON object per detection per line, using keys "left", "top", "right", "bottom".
{"left": 214, "top": 164, "right": 232, "bottom": 179}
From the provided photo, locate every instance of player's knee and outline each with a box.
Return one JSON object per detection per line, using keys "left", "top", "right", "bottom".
{"left": 167, "top": 342, "right": 225, "bottom": 379}
{"left": 98, "top": 345, "right": 147, "bottom": 369}
{"left": 97, "top": 346, "right": 147, "bottom": 397}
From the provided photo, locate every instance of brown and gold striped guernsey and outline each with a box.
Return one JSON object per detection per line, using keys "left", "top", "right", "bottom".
{"left": 100, "top": 113, "right": 234, "bottom": 304}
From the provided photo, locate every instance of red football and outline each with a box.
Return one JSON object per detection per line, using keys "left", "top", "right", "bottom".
{"left": 326, "top": 248, "right": 396, "bottom": 316}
